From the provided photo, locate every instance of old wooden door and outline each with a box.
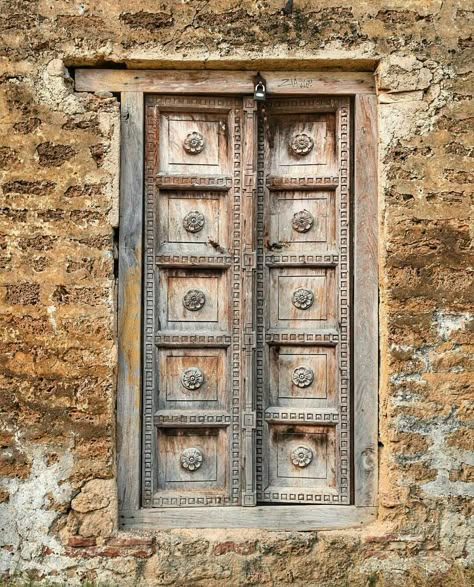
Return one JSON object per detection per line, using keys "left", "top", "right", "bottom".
{"left": 257, "top": 97, "right": 350, "bottom": 505}
{"left": 143, "top": 95, "right": 350, "bottom": 507}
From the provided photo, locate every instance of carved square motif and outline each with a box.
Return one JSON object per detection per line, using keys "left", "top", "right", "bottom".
{"left": 159, "top": 112, "right": 231, "bottom": 175}
{"left": 159, "top": 269, "right": 228, "bottom": 331}
{"left": 158, "top": 348, "right": 227, "bottom": 408}
{"left": 268, "top": 424, "right": 336, "bottom": 488}
{"left": 270, "top": 346, "right": 337, "bottom": 406}
{"left": 269, "top": 268, "right": 336, "bottom": 329}
{"left": 157, "top": 428, "right": 227, "bottom": 491}
{"left": 270, "top": 190, "right": 336, "bottom": 250}
{"left": 157, "top": 191, "right": 229, "bottom": 254}
{"left": 267, "top": 113, "right": 337, "bottom": 177}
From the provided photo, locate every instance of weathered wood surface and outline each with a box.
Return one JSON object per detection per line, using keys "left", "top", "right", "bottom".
{"left": 144, "top": 95, "right": 244, "bottom": 507}
{"left": 354, "top": 94, "right": 379, "bottom": 507}
{"left": 264, "top": 71, "right": 375, "bottom": 94}
{"left": 117, "top": 92, "right": 144, "bottom": 512}
{"left": 117, "top": 84, "right": 378, "bottom": 522}
{"left": 259, "top": 97, "right": 351, "bottom": 504}
{"left": 242, "top": 98, "right": 258, "bottom": 506}
{"left": 75, "top": 69, "right": 375, "bottom": 95}
{"left": 121, "top": 505, "right": 377, "bottom": 530}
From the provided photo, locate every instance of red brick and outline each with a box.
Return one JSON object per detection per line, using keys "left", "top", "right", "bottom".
{"left": 68, "top": 536, "right": 96, "bottom": 548}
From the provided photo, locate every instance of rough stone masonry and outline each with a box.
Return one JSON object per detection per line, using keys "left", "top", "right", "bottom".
{"left": 0, "top": 1, "right": 473, "bottom": 585}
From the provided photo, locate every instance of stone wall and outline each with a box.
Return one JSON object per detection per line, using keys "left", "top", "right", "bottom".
{"left": 0, "top": 1, "right": 473, "bottom": 585}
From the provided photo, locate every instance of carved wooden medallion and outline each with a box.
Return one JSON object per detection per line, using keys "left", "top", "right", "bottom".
{"left": 181, "top": 367, "right": 204, "bottom": 390}
{"left": 289, "top": 133, "right": 314, "bottom": 156}
{"left": 292, "top": 366, "right": 314, "bottom": 388}
{"left": 180, "top": 448, "right": 203, "bottom": 471}
{"left": 183, "top": 210, "right": 205, "bottom": 233}
{"left": 183, "top": 289, "right": 206, "bottom": 311}
{"left": 291, "top": 446, "right": 313, "bottom": 468}
{"left": 292, "top": 210, "right": 314, "bottom": 233}
{"left": 183, "top": 131, "right": 205, "bottom": 154}
{"left": 291, "top": 288, "right": 314, "bottom": 310}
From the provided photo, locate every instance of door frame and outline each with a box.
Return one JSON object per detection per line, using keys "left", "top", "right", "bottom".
{"left": 74, "top": 70, "right": 378, "bottom": 530}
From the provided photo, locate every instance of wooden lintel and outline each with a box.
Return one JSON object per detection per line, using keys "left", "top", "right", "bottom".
{"left": 75, "top": 69, "right": 375, "bottom": 95}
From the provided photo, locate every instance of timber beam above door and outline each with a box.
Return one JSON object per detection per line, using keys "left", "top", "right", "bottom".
{"left": 74, "top": 69, "right": 375, "bottom": 95}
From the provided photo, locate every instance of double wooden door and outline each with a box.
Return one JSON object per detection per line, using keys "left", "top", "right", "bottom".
{"left": 143, "top": 94, "right": 351, "bottom": 507}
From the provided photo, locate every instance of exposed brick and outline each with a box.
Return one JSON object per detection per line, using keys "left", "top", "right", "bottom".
{"left": 68, "top": 536, "right": 96, "bottom": 547}
{"left": 2, "top": 180, "right": 55, "bottom": 196}
{"left": 119, "top": 11, "right": 174, "bottom": 30}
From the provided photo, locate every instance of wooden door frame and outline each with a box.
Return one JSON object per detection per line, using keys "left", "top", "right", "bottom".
{"left": 75, "top": 70, "right": 378, "bottom": 529}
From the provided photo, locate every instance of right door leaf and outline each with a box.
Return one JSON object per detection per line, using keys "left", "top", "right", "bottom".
{"left": 257, "top": 97, "right": 351, "bottom": 505}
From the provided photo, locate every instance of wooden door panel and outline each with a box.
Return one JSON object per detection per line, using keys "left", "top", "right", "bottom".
{"left": 158, "top": 348, "right": 226, "bottom": 408}
{"left": 269, "top": 267, "right": 337, "bottom": 329}
{"left": 268, "top": 190, "right": 336, "bottom": 251}
{"left": 157, "top": 428, "right": 227, "bottom": 492}
{"left": 267, "top": 113, "right": 337, "bottom": 177}
{"left": 159, "top": 269, "right": 229, "bottom": 331}
{"left": 144, "top": 95, "right": 243, "bottom": 508}
{"left": 157, "top": 190, "right": 229, "bottom": 254}
{"left": 258, "top": 97, "right": 351, "bottom": 505}
{"left": 159, "top": 112, "right": 231, "bottom": 175}
{"left": 269, "top": 345, "right": 337, "bottom": 407}
{"left": 265, "top": 424, "right": 337, "bottom": 501}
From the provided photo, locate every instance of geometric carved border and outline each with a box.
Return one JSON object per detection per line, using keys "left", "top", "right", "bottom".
{"left": 337, "top": 100, "right": 351, "bottom": 503}
{"left": 143, "top": 99, "right": 157, "bottom": 507}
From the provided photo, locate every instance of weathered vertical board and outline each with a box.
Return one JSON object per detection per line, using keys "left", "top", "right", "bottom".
{"left": 117, "top": 92, "right": 144, "bottom": 512}
{"left": 241, "top": 98, "right": 257, "bottom": 505}
{"left": 354, "top": 94, "right": 378, "bottom": 507}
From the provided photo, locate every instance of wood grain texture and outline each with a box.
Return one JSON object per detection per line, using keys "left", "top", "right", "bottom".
{"left": 144, "top": 95, "right": 244, "bottom": 507}
{"left": 354, "top": 94, "right": 379, "bottom": 507}
{"left": 259, "top": 97, "right": 351, "bottom": 505}
{"left": 263, "top": 72, "right": 375, "bottom": 94}
{"left": 117, "top": 92, "right": 144, "bottom": 512}
{"left": 120, "top": 505, "right": 376, "bottom": 530}
{"left": 116, "top": 83, "right": 378, "bottom": 523}
{"left": 75, "top": 69, "right": 375, "bottom": 94}
{"left": 242, "top": 98, "right": 258, "bottom": 506}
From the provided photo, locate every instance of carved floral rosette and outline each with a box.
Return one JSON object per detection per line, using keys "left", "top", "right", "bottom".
{"left": 180, "top": 447, "right": 203, "bottom": 471}
{"left": 183, "top": 131, "right": 205, "bottom": 154}
{"left": 292, "top": 209, "right": 314, "bottom": 233}
{"left": 181, "top": 367, "right": 204, "bottom": 391}
{"left": 183, "top": 289, "right": 206, "bottom": 311}
{"left": 183, "top": 210, "right": 205, "bottom": 233}
{"left": 291, "top": 446, "right": 313, "bottom": 468}
{"left": 290, "top": 133, "right": 314, "bottom": 156}
{"left": 292, "top": 288, "right": 314, "bottom": 310}
{"left": 292, "top": 366, "right": 314, "bottom": 388}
